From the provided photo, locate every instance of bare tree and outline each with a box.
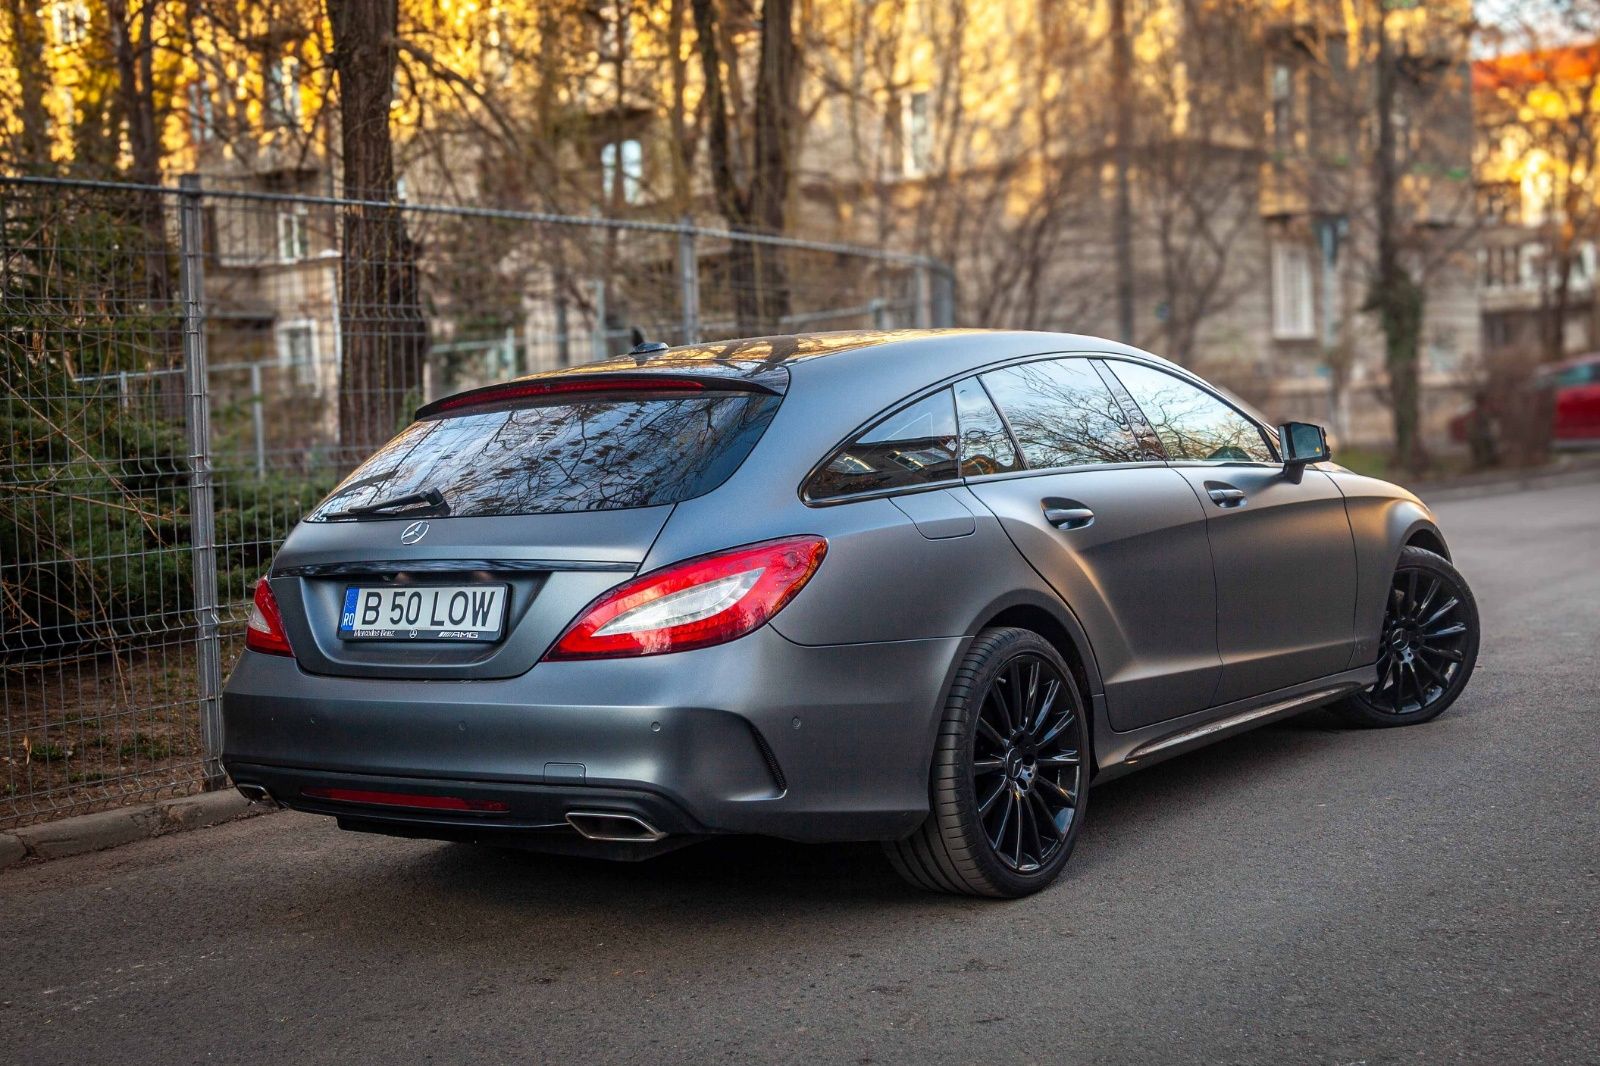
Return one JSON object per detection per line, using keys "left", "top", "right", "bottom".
{"left": 1134, "top": 0, "right": 1267, "bottom": 368}
{"left": 691, "top": 0, "right": 801, "bottom": 332}
{"left": 1288, "top": 0, "right": 1478, "bottom": 472}
{"left": 1, "top": 0, "right": 52, "bottom": 170}
{"left": 327, "top": 0, "right": 427, "bottom": 454}
{"left": 104, "top": 0, "right": 182, "bottom": 312}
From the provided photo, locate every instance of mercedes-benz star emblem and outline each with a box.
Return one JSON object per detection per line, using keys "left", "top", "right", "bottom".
{"left": 400, "top": 520, "right": 430, "bottom": 545}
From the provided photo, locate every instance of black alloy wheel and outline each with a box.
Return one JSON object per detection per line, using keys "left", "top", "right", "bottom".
{"left": 886, "top": 627, "right": 1089, "bottom": 897}
{"left": 972, "top": 652, "right": 1082, "bottom": 873}
{"left": 1335, "top": 545, "right": 1480, "bottom": 727}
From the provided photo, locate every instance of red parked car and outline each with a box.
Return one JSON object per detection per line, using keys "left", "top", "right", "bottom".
{"left": 1547, "top": 354, "right": 1600, "bottom": 442}
{"left": 1451, "top": 352, "right": 1600, "bottom": 447}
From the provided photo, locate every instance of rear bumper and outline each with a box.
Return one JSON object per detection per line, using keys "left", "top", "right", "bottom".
{"left": 221, "top": 627, "right": 965, "bottom": 843}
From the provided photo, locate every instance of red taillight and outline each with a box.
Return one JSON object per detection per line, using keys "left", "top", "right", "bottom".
{"left": 245, "top": 578, "right": 294, "bottom": 657}
{"left": 545, "top": 536, "right": 828, "bottom": 661}
{"left": 300, "top": 787, "right": 509, "bottom": 813}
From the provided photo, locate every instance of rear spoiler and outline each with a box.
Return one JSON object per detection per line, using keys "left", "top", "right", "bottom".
{"left": 414, "top": 373, "right": 781, "bottom": 420}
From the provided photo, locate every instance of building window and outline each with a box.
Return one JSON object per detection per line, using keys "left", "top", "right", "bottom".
{"left": 266, "top": 55, "right": 302, "bottom": 126}
{"left": 1270, "top": 62, "right": 1293, "bottom": 153}
{"left": 52, "top": 1, "right": 90, "bottom": 45}
{"left": 903, "top": 91, "right": 933, "bottom": 177}
{"left": 601, "top": 138, "right": 644, "bottom": 205}
{"left": 277, "top": 207, "right": 309, "bottom": 262}
{"left": 1523, "top": 168, "right": 1555, "bottom": 226}
{"left": 1520, "top": 242, "right": 1544, "bottom": 289}
{"left": 1271, "top": 241, "right": 1314, "bottom": 340}
{"left": 276, "top": 321, "right": 319, "bottom": 386}
{"left": 188, "top": 80, "right": 216, "bottom": 144}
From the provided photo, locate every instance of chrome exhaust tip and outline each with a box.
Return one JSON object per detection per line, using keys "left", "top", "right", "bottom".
{"left": 565, "top": 811, "right": 667, "bottom": 843}
{"left": 236, "top": 783, "right": 277, "bottom": 805}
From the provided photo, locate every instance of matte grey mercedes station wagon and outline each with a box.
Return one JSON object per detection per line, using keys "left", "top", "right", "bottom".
{"left": 223, "top": 330, "right": 1480, "bottom": 897}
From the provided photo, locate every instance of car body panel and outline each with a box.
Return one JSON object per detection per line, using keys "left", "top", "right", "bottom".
{"left": 1168, "top": 465, "right": 1359, "bottom": 703}
{"left": 224, "top": 625, "right": 964, "bottom": 841}
{"left": 269, "top": 508, "right": 668, "bottom": 680}
{"left": 1550, "top": 355, "right": 1600, "bottom": 440}
{"left": 965, "top": 466, "right": 1220, "bottom": 729}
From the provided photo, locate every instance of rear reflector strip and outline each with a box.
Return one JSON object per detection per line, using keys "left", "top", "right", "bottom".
{"left": 300, "top": 786, "right": 510, "bottom": 813}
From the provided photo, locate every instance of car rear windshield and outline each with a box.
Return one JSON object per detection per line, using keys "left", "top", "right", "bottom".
{"left": 306, "top": 390, "right": 782, "bottom": 520}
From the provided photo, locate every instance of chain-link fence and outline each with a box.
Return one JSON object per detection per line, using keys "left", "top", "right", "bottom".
{"left": 0, "top": 174, "right": 955, "bottom": 828}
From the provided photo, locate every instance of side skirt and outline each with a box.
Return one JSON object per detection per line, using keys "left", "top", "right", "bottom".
{"left": 1090, "top": 664, "right": 1376, "bottom": 784}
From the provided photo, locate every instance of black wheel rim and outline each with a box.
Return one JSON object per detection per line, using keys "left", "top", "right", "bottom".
{"left": 1369, "top": 566, "right": 1470, "bottom": 715}
{"left": 972, "top": 653, "right": 1081, "bottom": 873}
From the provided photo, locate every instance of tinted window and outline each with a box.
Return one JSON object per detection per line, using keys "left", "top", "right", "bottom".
{"left": 307, "top": 392, "right": 781, "bottom": 519}
{"left": 1106, "top": 361, "right": 1274, "bottom": 463}
{"left": 954, "top": 377, "right": 1022, "bottom": 476}
{"left": 980, "top": 359, "right": 1143, "bottom": 468}
{"left": 806, "top": 389, "right": 959, "bottom": 500}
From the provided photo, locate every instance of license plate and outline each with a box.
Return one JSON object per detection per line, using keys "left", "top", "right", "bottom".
{"left": 338, "top": 584, "right": 508, "bottom": 642}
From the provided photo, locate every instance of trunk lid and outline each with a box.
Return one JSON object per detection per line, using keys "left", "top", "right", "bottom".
{"left": 269, "top": 509, "right": 667, "bottom": 679}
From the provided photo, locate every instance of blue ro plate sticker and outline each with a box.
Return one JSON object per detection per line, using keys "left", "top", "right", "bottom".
{"left": 336, "top": 584, "right": 509, "bottom": 642}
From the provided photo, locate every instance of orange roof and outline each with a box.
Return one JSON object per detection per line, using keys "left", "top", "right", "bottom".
{"left": 1475, "top": 42, "right": 1600, "bottom": 92}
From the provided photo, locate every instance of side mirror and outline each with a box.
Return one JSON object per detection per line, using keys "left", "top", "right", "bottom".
{"left": 1278, "top": 421, "right": 1330, "bottom": 482}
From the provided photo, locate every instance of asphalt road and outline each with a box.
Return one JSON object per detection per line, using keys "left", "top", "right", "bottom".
{"left": 4, "top": 479, "right": 1597, "bottom": 1065}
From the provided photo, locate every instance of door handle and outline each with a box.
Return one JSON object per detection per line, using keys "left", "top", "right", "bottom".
{"left": 1043, "top": 505, "right": 1096, "bottom": 529}
{"left": 1206, "top": 486, "right": 1247, "bottom": 507}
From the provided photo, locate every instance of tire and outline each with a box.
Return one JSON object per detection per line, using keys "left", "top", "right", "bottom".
{"left": 884, "top": 627, "right": 1089, "bottom": 898}
{"left": 1332, "top": 546, "right": 1480, "bottom": 728}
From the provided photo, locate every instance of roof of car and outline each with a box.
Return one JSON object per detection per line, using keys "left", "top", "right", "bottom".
{"left": 517, "top": 329, "right": 1185, "bottom": 393}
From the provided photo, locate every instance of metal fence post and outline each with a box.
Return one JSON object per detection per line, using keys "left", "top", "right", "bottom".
{"left": 678, "top": 219, "right": 701, "bottom": 345}
{"left": 931, "top": 265, "right": 956, "bottom": 328}
{"left": 592, "top": 279, "right": 609, "bottom": 361}
{"left": 179, "top": 174, "right": 225, "bottom": 790}
{"left": 249, "top": 363, "right": 265, "bottom": 479}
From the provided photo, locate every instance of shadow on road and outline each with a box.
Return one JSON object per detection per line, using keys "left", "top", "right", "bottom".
{"left": 252, "top": 707, "right": 1367, "bottom": 939}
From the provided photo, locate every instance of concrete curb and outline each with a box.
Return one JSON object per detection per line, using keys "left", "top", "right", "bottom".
{"left": 0, "top": 790, "right": 274, "bottom": 870}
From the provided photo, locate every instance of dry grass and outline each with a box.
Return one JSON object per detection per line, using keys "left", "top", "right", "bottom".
{"left": 1, "top": 636, "right": 244, "bottom": 829}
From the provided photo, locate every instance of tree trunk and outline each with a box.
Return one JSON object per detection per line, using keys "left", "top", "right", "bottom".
{"left": 3, "top": 0, "right": 52, "bottom": 169}
{"left": 327, "top": 0, "right": 428, "bottom": 457}
{"left": 1544, "top": 249, "right": 1574, "bottom": 362}
{"left": 748, "top": 0, "right": 797, "bottom": 330}
{"left": 690, "top": 0, "right": 798, "bottom": 334}
{"left": 1110, "top": 0, "right": 1136, "bottom": 344}
{"left": 105, "top": 0, "right": 175, "bottom": 316}
{"left": 1369, "top": 11, "right": 1426, "bottom": 474}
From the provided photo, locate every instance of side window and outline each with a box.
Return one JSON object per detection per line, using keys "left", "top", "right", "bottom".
{"left": 980, "top": 358, "right": 1143, "bottom": 469}
{"left": 953, "top": 377, "right": 1022, "bottom": 476}
{"left": 1553, "top": 363, "right": 1598, "bottom": 387}
{"left": 805, "top": 389, "right": 959, "bottom": 500}
{"left": 1106, "top": 361, "right": 1275, "bottom": 463}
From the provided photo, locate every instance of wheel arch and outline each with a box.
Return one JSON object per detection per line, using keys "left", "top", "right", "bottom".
{"left": 1403, "top": 523, "right": 1451, "bottom": 561}
{"left": 966, "top": 590, "right": 1105, "bottom": 776}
